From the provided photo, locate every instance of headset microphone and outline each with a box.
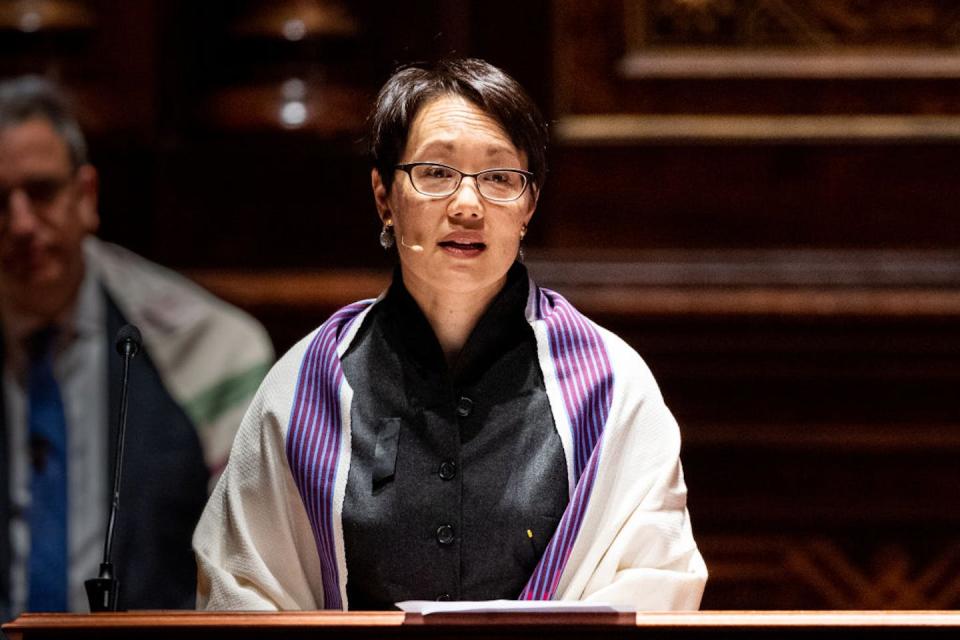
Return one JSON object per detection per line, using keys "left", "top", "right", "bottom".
{"left": 400, "top": 235, "right": 424, "bottom": 252}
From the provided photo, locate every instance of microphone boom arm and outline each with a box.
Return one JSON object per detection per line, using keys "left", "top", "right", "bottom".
{"left": 85, "top": 324, "right": 142, "bottom": 612}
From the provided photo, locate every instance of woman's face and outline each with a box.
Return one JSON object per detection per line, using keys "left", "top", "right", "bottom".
{"left": 372, "top": 94, "right": 537, "bottom": 300}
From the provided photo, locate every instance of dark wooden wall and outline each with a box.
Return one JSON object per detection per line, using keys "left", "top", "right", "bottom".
{"left": 544, "top": 1, "right": 960, "bottom": 609}
{"left": 3, "top": 0, "right": 959, "bottom": 609}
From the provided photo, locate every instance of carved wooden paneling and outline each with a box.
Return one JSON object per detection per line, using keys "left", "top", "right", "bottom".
{"left": 625, "top": 1, "right": 960, "bottom": 49}
{"left": 700, "top": 534, "right": 960, "bottom": 609}
{"left": 539, "top": 144, "right": 960, "bottom": 251}
{"left": 556, "top": 1, "right": 960, "bottom": 116}
{"left": 547, "top": 1, "right": 960, "bottom": 255}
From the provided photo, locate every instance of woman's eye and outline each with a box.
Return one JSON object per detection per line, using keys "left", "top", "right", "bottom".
{"left": 424, "top": 166, "right": 453, "bottom": 179}
{"left": 483, "top": 171, "right": 513, "bottom": 184}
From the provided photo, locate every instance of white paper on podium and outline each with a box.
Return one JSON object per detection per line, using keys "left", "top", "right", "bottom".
{"left": 396, "top": 599, "right": 633, "bottom": 615}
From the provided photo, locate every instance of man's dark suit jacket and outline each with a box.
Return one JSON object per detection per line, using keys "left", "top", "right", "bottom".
{"left": 0, "top": 292, "right": 209, "bottom": 619}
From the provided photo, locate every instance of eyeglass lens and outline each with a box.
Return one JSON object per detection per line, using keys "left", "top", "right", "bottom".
{"left": 409, "top": 164, "right": 527, "bottom": 201}
{"left": 0, "top": 176, "right": 72, "bottom": 215}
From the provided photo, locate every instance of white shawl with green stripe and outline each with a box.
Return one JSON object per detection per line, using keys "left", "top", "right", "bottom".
{"left": 86, "top": 237, "right": 274, "bottom": 476}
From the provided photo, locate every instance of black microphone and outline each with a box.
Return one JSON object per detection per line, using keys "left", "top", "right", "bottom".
{"left": 115, "top": 324, "right": 142, "bottom": 358}
{"left": 85, "top": 324, "right": 142, "bottom": 612}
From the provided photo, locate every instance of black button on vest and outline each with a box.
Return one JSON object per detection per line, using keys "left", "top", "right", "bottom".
{"left": 436, "top": 525, "right": 455, "bottom": 545}
{"left": 438, "top": 460, "right": 457, "bottom": 480}
{"left": 436, "top": 593, "right": 451, "bottom": 601}
{"left": 456, "top": 396, "right": 473, "bottom": 417}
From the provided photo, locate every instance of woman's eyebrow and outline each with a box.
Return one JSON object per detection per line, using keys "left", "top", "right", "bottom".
{"left": 414, "top": 140, "right": 456, "bottom": 155}
{"left": 415, "top": 139, "right": 517, "bottom": 157}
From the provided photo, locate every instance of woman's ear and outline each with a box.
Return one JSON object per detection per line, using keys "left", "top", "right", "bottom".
{"left": 371, "top": 168, "right": 391, "bottom": 223}
{"left": 522, "top": 184, "right": 539, "bottom": 227}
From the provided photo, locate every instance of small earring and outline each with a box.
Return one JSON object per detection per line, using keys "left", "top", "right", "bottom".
{"left": 379, "top": 221, "right": 395, "bottom": 249}
{"left": 520, "top": 224, "right": 527, "bottom": 240}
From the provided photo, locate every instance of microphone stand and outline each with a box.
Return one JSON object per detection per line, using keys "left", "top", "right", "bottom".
{"left": 85, "top": 325, "right": 141, "bottom": 612}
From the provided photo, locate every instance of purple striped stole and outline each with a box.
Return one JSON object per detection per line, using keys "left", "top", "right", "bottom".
{"left": 286, "top": 301, "right": 371, "bottom": 610}
{"left": 520, "top": 287, "right": 614, "bottom": 600}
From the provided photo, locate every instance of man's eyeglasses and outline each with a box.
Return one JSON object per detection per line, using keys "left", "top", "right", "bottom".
{"left": 395, "top": 162, "right": 534, "bottom": 203}
{"left": 0, "top": 175, "right": 74, "bottom": 222}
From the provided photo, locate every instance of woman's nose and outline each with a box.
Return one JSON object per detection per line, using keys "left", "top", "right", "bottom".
{"left": 448, "top": 176, "right": 484, "bottom": 218}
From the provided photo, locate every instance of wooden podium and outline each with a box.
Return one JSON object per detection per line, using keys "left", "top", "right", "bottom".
{"left": 5, "top": 611, "right": 960, "bottom": 640}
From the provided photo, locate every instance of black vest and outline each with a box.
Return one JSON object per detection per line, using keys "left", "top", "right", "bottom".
{"left": 341, "top": 265, "right": 569, "bottom": 608}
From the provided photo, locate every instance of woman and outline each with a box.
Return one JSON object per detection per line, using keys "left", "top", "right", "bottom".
{"left": 193, "top": 58, "right": 707, "bottom": 611}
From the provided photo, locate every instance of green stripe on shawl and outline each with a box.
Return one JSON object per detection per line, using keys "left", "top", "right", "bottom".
{"left": 182, "top": 362, "right": 271, "bottom": 428}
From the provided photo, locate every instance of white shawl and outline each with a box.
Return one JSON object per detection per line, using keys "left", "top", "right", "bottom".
{"left": 193, "top": 281, "right": 706, "bottom": 610}
{"left": 87, "top": 237, "right": 274, "bottom": 475}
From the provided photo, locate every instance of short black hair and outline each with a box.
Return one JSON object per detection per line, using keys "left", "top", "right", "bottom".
{"left": 0, "top": 75, "right": 88, "bottom": 169}
{"left": 369, "top": 58, "right": 548, "bottom": 194}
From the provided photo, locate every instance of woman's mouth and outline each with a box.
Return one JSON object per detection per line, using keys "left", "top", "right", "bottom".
{"left": 438, "top": 240, "right": 486, "bottom": 256}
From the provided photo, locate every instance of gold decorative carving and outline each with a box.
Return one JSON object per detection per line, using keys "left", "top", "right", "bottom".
{"left": 703, "top": 535, "right": 960, "bottom": 609}
{"left": 555, "top": 114, "right": 960, "bottom": 143}
{"left": 620, "top": 1, "right": 960, "bottom": 79}
{"left": 626, "top": 0, "right": 960, "bottom": 48}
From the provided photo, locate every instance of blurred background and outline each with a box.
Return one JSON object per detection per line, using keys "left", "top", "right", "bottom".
{"left": 2, "top": 0, "right": 959, "bottom": 609}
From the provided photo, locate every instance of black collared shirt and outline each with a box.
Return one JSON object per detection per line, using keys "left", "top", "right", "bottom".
{"left": 341, "top": 263, "right": 569, "bottom": 608}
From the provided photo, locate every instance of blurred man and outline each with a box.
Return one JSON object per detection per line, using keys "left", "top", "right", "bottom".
{"left": 0, "top": 76, "right": 273, "bottom": 618}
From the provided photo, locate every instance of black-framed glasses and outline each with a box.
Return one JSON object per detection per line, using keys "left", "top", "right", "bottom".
{"left": 395, "top": 162, "right": 534, "bottom": 202}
